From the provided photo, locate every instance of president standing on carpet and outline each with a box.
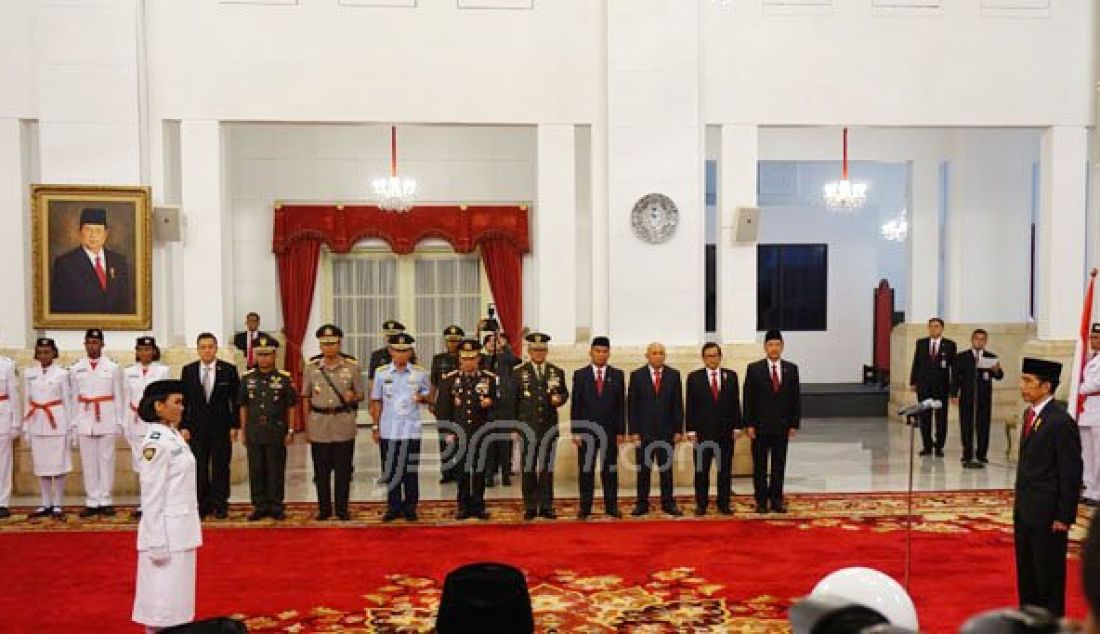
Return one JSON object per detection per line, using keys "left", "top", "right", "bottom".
{"left": 133, "top": 379, "right": 202, "bottom": 632}
{"left": 1014, "top": 357, "right": 1083, "bottom": 618}
{"left": 743, "top": 329, "right": 800, "bottom": 514}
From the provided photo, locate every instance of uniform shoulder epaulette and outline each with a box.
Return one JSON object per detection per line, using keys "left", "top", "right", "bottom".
{"left": 442, "top": 369, "right": 459, "bottom": 379}
{"left": 278, "top": 370, "right": 292, "bottom": 377}
{"left": 309, "top": 354, "right": 322, "bottom": 362}
{"left": 343, "top": 354, "right": 359, "bottom": 365}
{"left": 513, "top": 361, "right": 525, "bottom": 370}
{"left": 481, "top": 369, "right": 498, "bottom": 378}
{"left": 243, "top": 368, "right": 256, "bottom": 376}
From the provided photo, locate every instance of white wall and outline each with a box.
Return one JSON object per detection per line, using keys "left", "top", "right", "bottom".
{"left": 227, "top": 122, "right": 536, "bottom": 334}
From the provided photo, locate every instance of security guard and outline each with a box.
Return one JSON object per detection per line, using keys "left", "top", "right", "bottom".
{"left": 238, "top": 337, "right": 297, "bottom": 521}
{"left": 303, "top": 324, "right": 364, "bottom": 521}
{"left": 430, "top": 325, "right": 464, "bottom": 484}
{"left": 512, "top": 332, "right": 569, "bottom": 520}
{"left": 435, "top": 339, "right": 497, "bottom": 520}
{"left": 369, "top": 332, "right": 431, "bottom": 522}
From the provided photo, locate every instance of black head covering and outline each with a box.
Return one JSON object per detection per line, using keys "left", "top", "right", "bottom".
{"left": 764, "top": 329, "right": 784, "bottom": 343}
{"left": 79, "top": 208, "right": 108, "bottom": 227}
{"left": 436, "top": 563, "right": 533, "bottom": 634}
{"left": 138, "top": 379, "right": 187, "bottom": 423}
{"left": 591, "top": 336, "right": 611, "bottom": 348}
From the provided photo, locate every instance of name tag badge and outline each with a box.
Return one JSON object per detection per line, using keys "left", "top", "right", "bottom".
{"left": 982, "top": 371, "right": 990, "bottom": 381}
{"left": 940, "top": 359, "right": 947, "bottom": 369}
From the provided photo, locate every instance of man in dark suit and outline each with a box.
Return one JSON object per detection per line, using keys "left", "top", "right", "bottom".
{"left": 49, "top": 207, "right": 132, "bottom": 314}
{"left": 627, "top": 342, "right": 684, "bottom": 517}
{"left": 232, "top": 312, "right": 273, "bottom": 370}
{"left": 482, "top": 331, "right": 519, "bottom": 487}
{"left": 743, "top": 329, "right": 800, "bottom": 514}
{"left": 1014, "top": 357, "right": 1083, "bottom": 618}
{"left": 570, "top": 336, "right": 625, "bottom": 519}
{"left": 180, "top": 333, "right": 241, "bottom": 519}
{"left": 951, "top": 328, "right": 1004, "bottom": 468}
{"left": 686, "top": 343, "right": 742, "bottom": 516}
{"left": 909, "top": 317, "right": 956, "bottom": 457}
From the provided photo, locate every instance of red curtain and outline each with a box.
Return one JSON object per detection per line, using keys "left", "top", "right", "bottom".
{"left": 480, "top": 238, "right": 524, "bottom": 350}
{"left": 277, "top": 237, "right": 322, "bottom": 431}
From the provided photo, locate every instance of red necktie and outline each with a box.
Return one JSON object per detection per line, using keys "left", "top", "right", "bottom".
{"left": 770, "top": 363, "right": 780, "bottom": 393}
{"left": 710, "top": 370, "right": 720, "bottom": 401}
{"left": 653, "top": 368, "right": 662, "bottom": 394}
{"left": 1022, "top": 408, "right": 1036, "bottom": 440}
{"left": 90, "top": 360, "right": 98, "bottom": 371}
{"left": 595, "top": 367, "right": 604, "bottom": 397}
{"left": 94, "top": 255, "right": 107, "bottom": 291}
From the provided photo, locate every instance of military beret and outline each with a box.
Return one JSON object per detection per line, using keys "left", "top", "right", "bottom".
{"left": 316, "top": 323, "right": 343, "bottom": 343}
{"left": 764, "top": 329, "right": 784, "bottom": 343}
{"left": 457, "top": 338, "right": 482, "bottom": 359}
{"left": 591, "top": 336, "right": 610, "bottom": 348}
{"left": 443, "top": 325, "right": 465, "bottom": 341}
{"left": 1092, "top": 322, "right": 1100, "bottom": 334}
{"left": 254, "top": 336, "right": 278, "bottom": 353}
{"left": 85, "top": 328, "right": 104, "bottom": 342}
{"left": 389, "top": 332, "right": 415, "bottom": 351}
{"left": 382, "top": 320, "right": 405, "bottom": 335}
{"left": 135, "top": 336, "right": 157, "bottom": 348}
{"left": 79, "top": 207, "right": 108, "bottom": 227}
{"left": 525, "top": 331, "right": 551, "bottom": 350}
{"left": 1021, "top": 357, "right": 1062, "bottom": 385}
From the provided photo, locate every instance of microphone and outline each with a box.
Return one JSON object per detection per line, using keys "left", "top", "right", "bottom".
{"left": 897, "top": 399, "right": 942, "bottom": 417}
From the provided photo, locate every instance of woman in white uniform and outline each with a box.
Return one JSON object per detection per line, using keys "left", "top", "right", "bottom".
{"left": 122, "top": 337, "right": 170, "bottom": 519}
{"left": 23, "top": 337, "right": 73, "bottom": 521}
{"left": 132, "top": 379, "right": 202, "bottom": 632}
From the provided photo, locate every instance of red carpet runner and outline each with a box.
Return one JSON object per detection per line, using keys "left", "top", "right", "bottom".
{"left": 0, "top": 492, "right": 1089, "bottom": 633}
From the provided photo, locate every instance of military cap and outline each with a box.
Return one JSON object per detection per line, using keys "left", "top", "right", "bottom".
{"left": 436, "top": 562, "right": 534, "bottom": 633}
{"left": 457, "top": 338, "right": 482, "bottom": 359}
{"left": 79, "top": 207, "right": 108, "bottom": 227}
{"left": 135, "top": 336, "right": 157, "bottom": 348}
{"left": 85, "top": 328, "right": 104, "bottom": 342}
{"left": 35, "top": 337, "right": 58, "bottom": 353}
{"left": 443, "top": 325, "right": 465, "bottom": 341}
{"left": 389, "top": 332, "right": 415, "bottom": 351}
{"left": 382, "top": 320, "right": 406, "bottom": 336}
{"left": 254, "top": 335, "right": 278, "bottom": 353}
{"left": 316, "top": 323, "right": 343, "bottom": 344}
{"left": 525, "top": 331, "right": 551, "bottom": 351}
{"left": 1021, "top": 357, "right": 1062, "bottom": 386}
{"left": 591, "top": 336, "right": 610, "bottom": 348}
{"left": 764, "top": 329, "right": 784, "bottom": 343}
{"left": 1092, "top": 322, "right": 1100, "bottom": 334}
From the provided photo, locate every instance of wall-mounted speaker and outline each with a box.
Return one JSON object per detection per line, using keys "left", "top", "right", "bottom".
{"left": 732, "top": 206, "right": 760, "bottom": 243}
{"left": 153, "top": 205, "right": 181, "bottom": 242}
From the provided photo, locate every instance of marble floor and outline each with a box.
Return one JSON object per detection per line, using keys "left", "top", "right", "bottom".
{"left": 11, "top": 417, "right": 1018, "bottom": 507}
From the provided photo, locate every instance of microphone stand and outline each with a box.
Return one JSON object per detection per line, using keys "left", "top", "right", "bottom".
{"left": 904, "top": 410, "right": 917, "bottom": 590}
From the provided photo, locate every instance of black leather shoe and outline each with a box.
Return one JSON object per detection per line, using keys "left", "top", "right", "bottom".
{"left": 918, "top": 448, "right": 932, "bottom": 456}
{"left": 606, "top": 507, "right": 623, "bottom": 519}
{"left": 475, "top": 511, "right": 490, "bottom": 520}
{"left": 934, "top": 448, "right": 945, "bottom": 457}
{"left": 382, "top": 510, "right": 400, "bottom": 523}
{"left": 100, "top": 506, "right": 116, "bottom": 517}
{"left": 271, "top": 509, "right": 286, "bottom": 521}
{"left": 694, "top": 507, "right": 707, "bottom": 517}
{"left": 29, "top": 507, "right": 51, "bottom": 519}
{"left": 247, "top": 510, "right": 267, "bottom": 522}
{"left": 439, "top": 476, "right": 456, "bottom": 484}
{"left": 717, "top": 506, "right": 734, "bottom": 516}
{"left": 51, "top": 507, "right": 67, "bottom": 521}
{"left": 485, "top": 478, "right": 497, "bottom": 488}
{"left": 977, "top": 457, "right": 989, "bottom": 464}
{"left": 317, "top": 510, "right": 332, "bottom": 521}
{"left": 577, "top": 510, "right": 591, "bottom": 520}
{"left": 79, "top": 507, "right": 98, "bottom": 519}
{"left": 0, "top": 507, "right": 10, "bottom": 519}
{"left": 501, "top": 476, "right": 512, "bottom": 486}
{"left": 335, "top": 511, "right": 351, "bottom": 521}
{"left": 663, "top": 506, "right": 683, "bottom": 517}
{"left": 963, "top": 460, "right": 985, "bottom": 469}
{"left": 214, "top": 508, "right": 229, "bottom": 520}
{"left": 754, "top": 503, "right": 769, "bottom": 514}
{"left": 540, "top": 509, "right": 557, "bottom": 520}
{"left": 771, "top": 501, "right": 788, "bottom": 514}
{"left": 130, "top": 509, "right": 143, "bottom": 520}
{"left": 523, "top": 510, "right": 537, "bottom": 521}
{"left": 404, "top": 510, "right": 418, "bottom": 522}
{"left": 631, "top": 506, "right": 649, "bottom": 517}
{"left": 457, "top": 510, "right": 472, "bottom": 521}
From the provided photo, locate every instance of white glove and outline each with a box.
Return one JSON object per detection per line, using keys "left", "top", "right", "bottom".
{"left": 148, "top": 548, "right": 171, "bottom": 566}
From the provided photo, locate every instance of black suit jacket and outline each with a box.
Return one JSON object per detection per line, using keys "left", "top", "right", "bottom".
{"left": 909, "top": 337, "right": 956, "bottom": 398}
{"left": 743, "top": 359, "right": 801, "bottom": 435}
{"left": 232, "top": 330, "right": 273, "bottom": 354}
{"left": 570, "top": 365, "right": 625, "bottom": 437}
{"left": 627, "top": 365, "right": 683, "bottom": 441}
{"left": 951, "top": 349, "right": 1004, "bottom": 402}
{"left": 686, "top": 367, "right": 743, "bottom": 440}
{"left": 49, "top": 246, "right": 132, "bottom": 314}
{"left": 1014, "top": 400, "right": 1083, "bottom": 528}
{"left": 180, "top": 360, "right": 241, "bottom": 438}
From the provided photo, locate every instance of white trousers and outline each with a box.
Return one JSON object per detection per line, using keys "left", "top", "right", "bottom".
{"left": 79, "top": 434, "right": 116, "bottom": 507}
{"left": 0, "top": 434, "right": 11, "bottom": 507}
{"left": 1082, "top": 426, "right": 1100, "bottom": 500}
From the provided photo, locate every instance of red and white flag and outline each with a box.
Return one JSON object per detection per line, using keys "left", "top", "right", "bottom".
{"left": 1069, "top": 267, "right": 1098, "bottom": 420}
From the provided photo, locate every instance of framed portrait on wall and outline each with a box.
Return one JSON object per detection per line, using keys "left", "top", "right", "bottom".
{"left": 31, "top": 184, "right": 152, "bottom": 330}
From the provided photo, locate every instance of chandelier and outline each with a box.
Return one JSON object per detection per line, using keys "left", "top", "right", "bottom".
{"left": 823, "top": 127, "right": 868, "bottom": 211}
{"left": 881, "top": 210, "right": 909, "bottom": 242}
{"left": 372, "top": 125, "right": 417, "bottom": 213}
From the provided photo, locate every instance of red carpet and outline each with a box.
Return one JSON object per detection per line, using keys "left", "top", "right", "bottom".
{"left": 0, "top": 506, "right": 1088, "bottom": 633}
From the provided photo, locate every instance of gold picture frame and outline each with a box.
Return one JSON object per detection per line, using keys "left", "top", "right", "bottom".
{"left": 31, "top": 184, "right": 152, "bottom": 330}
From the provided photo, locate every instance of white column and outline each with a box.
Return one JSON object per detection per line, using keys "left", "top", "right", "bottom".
{"left": 0, "top": 120, "right": 32, "bottom": 348}
{"left": 906, "top": 159, "right": 942, "bottom": 321}
{"left": 535, "top": 124, "right": 578, "bottom": 344}
{"left": 1037, "top": 126, "right": 1089, "bottom": 340}
{"left": 180, "top": 120, "right": 232, "bottom": 344}
{"left": 719, "top": 124, "right": 758, "bottom": 343}
{"left": 589, "top": 0, "right": 610, "bottom": 339}
{"left": 606, "top": 0, "right": 703, "bottom": 345}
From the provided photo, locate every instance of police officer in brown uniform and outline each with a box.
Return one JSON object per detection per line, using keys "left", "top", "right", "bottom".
{"left": 435, "top": 339, "right": 497, "bottom": 520}
{"left": 238, "top": 337, "right": 297, "bottom": 521}
{"left": 303, "top": 324, "right": 364, "bottom": 521}
{"left": 430, "top": 325, "right": 465, "bottom": 484}
{"left": 512, "top": 332, "right": 569, "bottom": 521}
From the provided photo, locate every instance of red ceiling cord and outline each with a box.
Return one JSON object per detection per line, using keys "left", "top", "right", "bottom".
{"left": 842, "top": 126, "right": 850, "bottom": 180}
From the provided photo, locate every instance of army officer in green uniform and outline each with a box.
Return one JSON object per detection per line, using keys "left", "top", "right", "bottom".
{"left": 303, "top": 324, "right": 364, "bottom": 521}
{"left": 512, "top": 332, "right": 569, "bottom": 520}
{"left": 238, "top": 336, "right": 297, "bottom": 521}
{"left": 430, "top": 325, "right": 465, "bottom": 484}
{"left": 435, "top": 339, "right": 497, "bottom": 520}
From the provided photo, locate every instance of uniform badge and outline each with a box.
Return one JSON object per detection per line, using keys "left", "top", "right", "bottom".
{"left": 143, "top": 446, "right": 156, "bottom": 461}
{"left": 149, "top": 431, "right": 161, "bottom": 440}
